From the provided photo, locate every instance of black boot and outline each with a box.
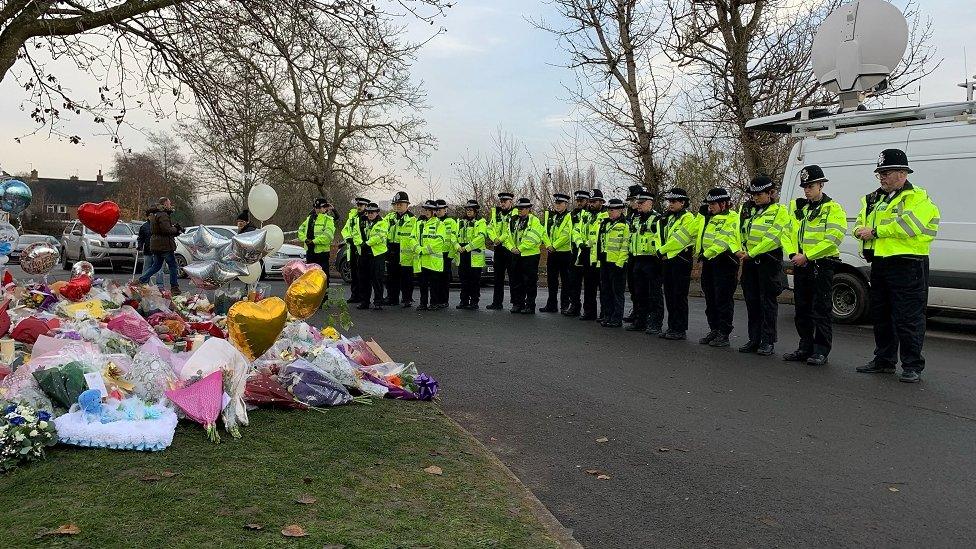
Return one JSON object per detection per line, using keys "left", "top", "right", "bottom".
{"left": 709, "top": 334, "right": 730, "bottom": 348}
{"left": 856, "top": 360, "right": 895, "bottom": 374}
{"left": 698, "top": 330, "right": 720, "bottom": 345}
{"left": 783, "top": 350, "right": 810, "bottom": 362}
{"left": 738, "top": 341, "right": 759, "bottom": 353}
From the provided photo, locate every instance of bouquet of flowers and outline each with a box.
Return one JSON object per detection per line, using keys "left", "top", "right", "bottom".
{"left": 170, "top": 293, "right": 214, "bottom": 323}
{"left": 1, "top": 401, "right": 58, "bottom": 472}
{"left": 19, "top": 283, "right": 57, "bottom": 311}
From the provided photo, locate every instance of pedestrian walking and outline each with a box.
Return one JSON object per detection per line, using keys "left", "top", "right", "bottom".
{"left": 509, "top": 198, "right": 548, "bottom": 314}
{"left": 626, "top": 190, "right": 663, "bottom": 333}
{"left": 696, "top": 188, "right": 741, "bottom": 348}
{"left": 416, "top": 200, "right": 445, "bottom": 311}
{"left": 657, "top": 188, "right": 702, "bottom": 340}
{"left": 298, "top": 198, "right": 337, "bottom": 276}
{"left": 738, "top": 176, "right": 792, "bottom": 356}
{"left": 486, "top": 192, "right": 517, "bottom": 310}
{"left": 341, "top": 197, "right": 369, "bottom": 303}
{"left": 596, "top": 198, "right": 630, "bottom": 328}
{"left": 434, "top": 199, "right": 457, "bottom": 309}
{"left": 357, "top": 202, "right": 389, "bottom": 310}
{"left": 138, "top": 197, "right": 183, "bottom": 295}
{"left": 540, "top": 193, "right": 574, "bottom": 313}
{"left": 564, "top": 189, "right": 591, "bottom": 316}
{"left": 383, "top": 192, "right": 417, "bottom": 307}
{"left": 457, "top": 200, "right": 488, "bottom": 309}
{"left": 580, "top": 189, "right": 607, "bottom": 321}
{"left": 137, "top": 208, "right": 164, "bottom": 289}
{"left": 853, "top": 149, "right": 940, "bottom": 383}
{"left": 783, "top": 166, "right": 848, "bottom": 366}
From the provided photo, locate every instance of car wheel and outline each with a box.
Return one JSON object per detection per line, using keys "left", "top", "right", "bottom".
{"left": 337, "top": 252, "right": 352, "bottom": 283}
{"left": 175, "top": 254, "right": 188, "bottom": 279}
{"left": 831, "top": 272, "right": 869, "bottom": 324}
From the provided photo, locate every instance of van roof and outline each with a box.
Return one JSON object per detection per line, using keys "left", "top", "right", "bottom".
{"left": 747, "top": 101, "right": 976, "bottom": 135}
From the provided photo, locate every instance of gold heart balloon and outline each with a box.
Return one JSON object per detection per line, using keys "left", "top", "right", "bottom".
{"left": 227, "top": 297, "right": 288, "bottom": 360}
{"left": 285, "top": 269, "right": 328, "bottom": 320}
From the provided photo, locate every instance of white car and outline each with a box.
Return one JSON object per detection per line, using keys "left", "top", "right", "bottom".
{"left": 61, "top": 221, "right": 138, "bottom": 272}
{"left": 174, "top": 225, "right": 305, "bottom": 280}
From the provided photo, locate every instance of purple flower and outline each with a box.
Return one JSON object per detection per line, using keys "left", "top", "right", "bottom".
{"left": 9, "top": 416, "right": 25, "bottom": 426}
{"left": 38, "top": 411, "right": 51, "bottom": 421}
{"left": 415, "top": 373, "right": 439, "bottom": 401}
{"left": 3, "top": 404, "right": 15, "bottom": 414}
{"left": 62, "top": 331, "right": 83, "bottom": 341}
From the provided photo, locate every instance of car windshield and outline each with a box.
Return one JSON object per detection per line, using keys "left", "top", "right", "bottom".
{"left": 211, "top": 227, "right": 236, "bottom": 238}
{"left": 89, "top": 224, "right": 133, "bottom": 236}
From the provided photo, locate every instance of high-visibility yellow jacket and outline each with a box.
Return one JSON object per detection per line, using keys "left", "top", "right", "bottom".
{"left": 696, "top": 210, "right": 741, "bottom": 260}
{"left": 593, "top": 216, "right": 630, "bottom": 268}
{"left": 509, "top": 214, "right": 549, "bottom": 257}
{"left": 417, "top": 217, "right": 446, "bottom": 272}
{"left": 384, "top": 211, "right": 418, "bottom": 266}
{"left": 584, "top": 210, "right": 609, "bottom": 265}
{"left": 739, "top": 202, "right": 791, "bottom": 257}
{"left": 439, "top": 216, "right": 459, "bottom": 261}
{"left": 630, "top": 211, "right": 662, "bottom": 257}
{"left": 571, "top": 208, "right": 591, "bottom": 248}
{"left": 853, "top": 183, "right": 940, "bottom": 259}
{"left": 458, "top": 217, "right": 488, "bottom": 268}
{"left": 790, "top": 196, "right": 847, "bottom": 260}
{"left": 544, "top": 210, "right": 573, "bottom": 252}
{"left": 297, "top": 213, "right": 336, "bottom": 254}
{"left": 361, "top": 217, "right": 390, "bottom": 256}
{"left": 487, "top": 207, "right": 515, "bottom": 249}
{"left": 658, "top": 209, "right": 702, "bottom": 259}
{"left": 340, "top": 209, "right": 364, "bottom": 261}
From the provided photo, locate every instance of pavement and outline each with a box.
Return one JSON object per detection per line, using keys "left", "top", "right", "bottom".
{"left": 15, "top": 265, "right": 976, "bottom": 548}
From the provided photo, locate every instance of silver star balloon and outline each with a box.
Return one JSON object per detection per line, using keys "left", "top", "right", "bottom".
{"left": 225, "top": 229, "right": 268, "bottom": 264}
{"left": 177, "top": 226, "right": 231, "bottom": 261}
{"left": 183, "top": 260, "right": 242, "bottom": 290}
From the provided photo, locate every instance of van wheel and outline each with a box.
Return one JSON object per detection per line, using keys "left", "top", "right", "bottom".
{"left": 832, "top": 272, "right": 869, "bottom": 324}
{"left": 61, "top": 248, "right": 72, "bottom": 270}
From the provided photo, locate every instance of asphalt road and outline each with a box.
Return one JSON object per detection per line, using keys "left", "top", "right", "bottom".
{"left": 15, "top": 265, "right": 976, "bottom": 548}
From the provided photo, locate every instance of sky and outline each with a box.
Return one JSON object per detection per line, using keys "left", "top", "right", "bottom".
{"left": 1, "top": 0, "right": 974, "bottom": 203}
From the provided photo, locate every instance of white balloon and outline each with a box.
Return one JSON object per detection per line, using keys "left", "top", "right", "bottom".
{"left": 263, "top": 224, "right": 285, "bottom": 254}
{"left": 247, "top": 184, "right": 278, "bottom": 221}
{"left": 0, "top": 255, "right": 7, "bottom": 265}
{"left": 238, "top": 261, "right": 262, "bottom": 284}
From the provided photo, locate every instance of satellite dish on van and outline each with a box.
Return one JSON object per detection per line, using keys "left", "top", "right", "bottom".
{"left": 812, "top": 0, "right": 909, "bottom": 111}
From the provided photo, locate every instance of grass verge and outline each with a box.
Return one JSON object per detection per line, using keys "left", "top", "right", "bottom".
{"left": 0, "top": 400, "right": 560, "bottom": 548}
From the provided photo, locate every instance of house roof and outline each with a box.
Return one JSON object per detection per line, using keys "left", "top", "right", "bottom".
{"left": 33, "top": 177, "right": 119, "bottom": 205}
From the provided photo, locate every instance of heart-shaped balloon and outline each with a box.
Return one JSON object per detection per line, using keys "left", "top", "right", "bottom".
{"left": 60, "top": 275, "right": 92, "bottom": 302}
{"left": 50, "top": 280, "right": 68, "bottom": 295}
{"left": 77, "top": 201, "right": 120, "bottom": 237}
{"left": 285, "top": 269, "right": 328, "bottom": 320}
{"left": 282, "top": 259, "right": 324, "bottom": 286}
{"left": 227, "top": 297, "right": 287, "bottom": 360}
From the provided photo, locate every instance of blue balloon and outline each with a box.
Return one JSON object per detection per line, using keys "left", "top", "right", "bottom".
{"left": 0, "top": 179, "right": 32, "bottom": 216}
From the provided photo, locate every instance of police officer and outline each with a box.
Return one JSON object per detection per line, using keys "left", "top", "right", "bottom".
{"left": 657, "top": 188, "right": 702, "bottom": 340}
{"left": 580, "top": 189, "right": 607, "bottom": 321}
{"left": 623, "top": 185, "right": 644, "bottom": 323}
{"left": 416, "top": 200, "right": 444, "bottom": 311}
{"left": 341, "top": 197, "right": 369, "bottom": 303}
{"left": 541, "top": 193, "right": 574, "bottom": 313}
{"left": 457, "top": 200, "right": 488, "bottom": 310}
{"left": 298, "top": 198, "right": 336, "bottom": 275}
{"left": 696, "top": 188, "right": 740, "bottom": 348}
{"left": 784, "top": 166, "right": 848, "bottom": 366}
{"left": 596, "top": 198, "right": 630, "bottom": 328}
{"left": 737, "top": 176, "right": 791, "bottom": 356}
{"left": 509, "top": 197, "right": 549, "bottom": 314}
{"left": 853, "top": 149, "right": 940, "bottom": 383}
{"left": 434, "top": 199, "right": 457, "bottom": 309}
{"left": 384, "top": 192, "right": 417, "bottom": 307}
{"left": 564, "top": 190, "right": 591, "bottom": 316}
{"left": 626, "top": 190, "right": 662, "bottom": 333}
{"left": 358, "top": 202, "right": 390, "bottom": 310}
{"left": 487, "top": 192, "right": 517, "bottom": 310}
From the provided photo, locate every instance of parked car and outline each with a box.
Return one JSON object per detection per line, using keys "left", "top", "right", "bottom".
{"left": 334, "top": 243, "right": 495, "bottom": 285}
{"left": 60, "top": 221, "right": 138, "bottom": 272}
{"left": 9, "top": 234, "right": 59, "bottom": 264}
{"left": 175, "top": 225, "right": 305, "bottom": 280}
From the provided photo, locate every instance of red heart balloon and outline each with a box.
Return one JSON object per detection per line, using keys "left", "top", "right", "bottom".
{"left": 78, "top": 201, "right": 121, "bottom": 237}
{"left": 61, "top": 275, "right": 92, "bottom": 302}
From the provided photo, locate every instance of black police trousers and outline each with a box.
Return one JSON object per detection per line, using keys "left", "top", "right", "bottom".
{"left": 306, "top": 250, "right": 330, "bottom": 275}
{"left": 793, "top": 259, "right": 835, "bottom": 356}
{"left": 418, "top": 267, "right": 437, "bottom": 307}
{"left": 662, "top": 254, "right": 693, "bottom": 333}
{"left": 434, "top": 253, "right": 452, "bottom": 306}
{"left": 741, "top": 251, "right": 784, "bottom": 345}
{"left": 701, "top": 255, "right": 738, "bottom": 336}
{"left": 384, "top": 243, "right": 401, "bottom": 304}
{"left": 599, "top": 262, "right": 626, "bottom": 324}
{"left": 510, "top": 254, "right": 540, "bottom": 310}
{"left": 871, "top": 256, "right": 928, "bottom": 372}
{"left": 491, "top": 246, "right": 515, "bottom": 306}
{"left": 458, "top": 252, "right": 482, "bottom": 306}
{"left": 348, "top": 243, "right": 362, "bottom": 301}
{"left": 583, "top": 262, "right": 601, "bottom": 318}
{"left": 545, "top": 250, "right": 573, "bottom": 310}
{"left": 630, "top": 256, "right": 664, "bottom": 330}
{"left": 361, "top": 251, "right": 386, "bottom": 306}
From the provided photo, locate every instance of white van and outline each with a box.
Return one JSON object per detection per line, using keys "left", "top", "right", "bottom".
{"left": 747, "top": 101, "right": 976, "bottom": 323}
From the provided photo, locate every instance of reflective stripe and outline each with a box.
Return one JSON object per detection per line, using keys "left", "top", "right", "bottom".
{"left": 895, "top": 216, "right": 918, "bottom": 236}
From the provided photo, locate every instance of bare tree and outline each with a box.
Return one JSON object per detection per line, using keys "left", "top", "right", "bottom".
{"left": 452, "top": 128, "right": 527, "bottom": 208}
{"left": 536, "top": 0, "right": 674, "bottom": 195}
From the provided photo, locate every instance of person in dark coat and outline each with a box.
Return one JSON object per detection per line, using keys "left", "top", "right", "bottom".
{"left": 137, "top": 208, "right": 164, "bottom": 288}
{"left": 236, "top": 210, "right": 257, "bottom": 234}
{"left": 138, "top": 197, "right": 183, "bottom": 294}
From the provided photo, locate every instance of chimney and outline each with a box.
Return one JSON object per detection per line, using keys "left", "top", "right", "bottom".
{"left": 96, "top": 170, "right": 104, "bottom": 184}
{"left": 70, "top": 175, "right": 79, "bottom": 181}
{"left": 30, "top": 169, "right": 38, "bottom": 181}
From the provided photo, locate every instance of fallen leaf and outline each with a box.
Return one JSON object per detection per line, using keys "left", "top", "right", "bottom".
{"left": 596, "top": 437, "right": 609, "bottom": 443}
{"left": 281, "top": 524, "right": 308, "bottom": 537}
{"left": 141, "top": 474, "right": 162, "bottom": 482}
{"left": 658, "top": 447, "right": 670, "bottom": 452}
{"left": 759, "top": 516, "right": 780, "bottom": 528}
{"left": 160, "top": 470, "right": 178, "bottom": 478}
{"left": 295, "top": 495, "right": 317, "bottom": 505}
{"left": 596, "top": 474, "right": 611, "bottom": 480}
{"left": 584, "top": 469, "right": 600, "bottom": 475}
{"left": 389, "top": 483, "right": 403, "bottom": 490}
{"left": 489, "top": 437, "right": 498, "bottom": 442}
{"left": 36, "top": 523, "right": 81, "bottom": 538}
{"left": 302, "top": 476, "right": 313, "bottom": 484}
{"left": 888, "top": 487, "right": 900, "bottom": 492}
{"left": 424, "top": 465, "right": 443, "bottom": 476}
{"left": 244, "top": 523, "right": 263, "bottom": 531}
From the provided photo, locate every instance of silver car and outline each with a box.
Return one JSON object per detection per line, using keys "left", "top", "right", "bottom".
{"left": 175, "top": 225, "right": 305, "bottom": 280}
{"left": 60, "top": 221, "right": 138, "bottom": 272}
{"left": 10, "top": 234, "right": 60, "bottom": 264}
